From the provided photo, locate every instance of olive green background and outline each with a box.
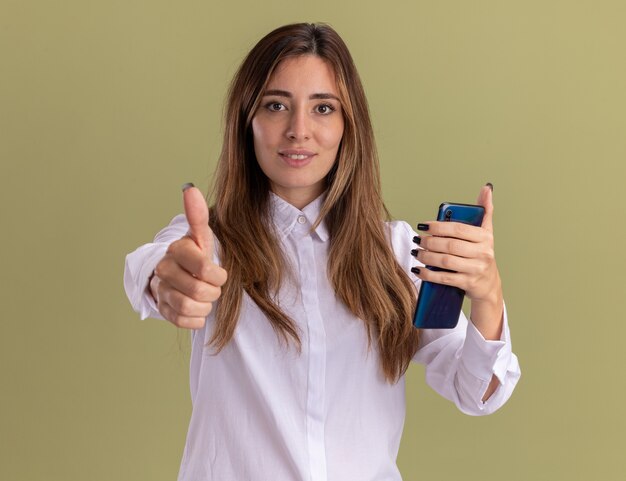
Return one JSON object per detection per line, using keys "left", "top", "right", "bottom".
{"left": 2, "top": 0, "right": 624, "bottom": 480}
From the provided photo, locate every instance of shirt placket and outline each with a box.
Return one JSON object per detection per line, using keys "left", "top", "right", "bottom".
{"left": 294, "top": 214, "right": 328, "bottom": 481}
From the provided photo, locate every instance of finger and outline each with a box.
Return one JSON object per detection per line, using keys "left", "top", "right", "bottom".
{"left": 417, "top": 221, "right": 489, "bottom": 243}
{"left": 157, "top": 297, "right": 207, "bottom": 330}
{"left": 411, "top": 266, "right": 468, "bottom": 291}
{"left": 412, "top": 249, "right": 483, "bottom": 275}
{"left": 157, "top": 258, "right": 223, "bottom": 302}
{"left": 415, "top": 235, "right": 483, "bottom": 258}
{"left": 182, "top": 183, "right": 213, "bottom": 253}
{"left": 159, "top": 280, "right": 215, "bottom": 317}
{"left": 476, "top": 183, "right": 494, "bottom": 232}
{"left": 165, "top": 238, "right": 228, "bottom": 286}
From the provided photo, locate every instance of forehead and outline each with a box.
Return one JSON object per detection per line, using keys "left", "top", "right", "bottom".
{"left": 266, "top": 55, "right": 339, "bottom": 92}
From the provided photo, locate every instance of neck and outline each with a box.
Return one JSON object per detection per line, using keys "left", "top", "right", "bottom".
{"left": 270, "top": 185, "right": 325, "bottom": 210}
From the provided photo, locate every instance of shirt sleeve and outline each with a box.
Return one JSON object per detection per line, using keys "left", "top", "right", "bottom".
{"left": 123, "top": 214, "right": 190, "bottom": 321}
{"left": 388, "top": 220, "right": 522, "bottom": 416}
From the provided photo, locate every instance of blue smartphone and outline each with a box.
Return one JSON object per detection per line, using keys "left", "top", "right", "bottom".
{"left": 412, "top": 203, "right": 485, "bottom": 329}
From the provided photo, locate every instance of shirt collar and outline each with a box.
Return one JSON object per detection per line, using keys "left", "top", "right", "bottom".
{"left": 269, "top": 191, "right": 330, "bottom": 242}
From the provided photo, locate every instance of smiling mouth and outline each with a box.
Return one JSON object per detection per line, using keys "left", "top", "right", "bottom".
{"left": 279, "top": 152, "right": 316, "bottom": 167}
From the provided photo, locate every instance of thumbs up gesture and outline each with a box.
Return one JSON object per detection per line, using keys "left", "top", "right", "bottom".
{"left": 149, "top": 184, "right": 228, "bottom": 329}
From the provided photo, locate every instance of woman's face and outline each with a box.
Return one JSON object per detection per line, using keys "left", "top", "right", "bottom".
{"left": 251, "top": 55, "right": 345, "bottom": 209}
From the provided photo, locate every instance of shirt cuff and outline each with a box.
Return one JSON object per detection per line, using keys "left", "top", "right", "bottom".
{"left": 124, "top": 244, "right": 169, "bottom": 321}
{"left": 460, "top": 302, "right": 513, "bottom": 385}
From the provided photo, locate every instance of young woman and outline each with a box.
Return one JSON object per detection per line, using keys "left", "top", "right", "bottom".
{"left": 124, "top": 22, "right": 521, "bottom": 481}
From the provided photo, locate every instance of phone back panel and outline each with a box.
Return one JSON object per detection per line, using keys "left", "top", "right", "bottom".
{"left": 412, "top": 203, "right": 485, "bottom": 329}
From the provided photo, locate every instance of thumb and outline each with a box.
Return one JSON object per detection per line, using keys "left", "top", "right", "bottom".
{"left": 476, "top": 182, "right": 494, "bottom": 232}
{"left": 182, "top": 183, "right": 212, "bottom": 253}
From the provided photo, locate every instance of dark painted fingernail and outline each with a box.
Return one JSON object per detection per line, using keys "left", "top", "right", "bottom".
{"left": 412, "top": 236, "right": 421, "bottom": 245}
{"left": 486, "top": 182, "right": 493, "bottom": 192}
{"left": 411, "top": 267, "right": 421, "bottom": 274}
{"left": 182, "top": 182, "right": 195, "bottom": 192}
{"left": 411, "top": 249, "right": 419, "bottom": 257}
{"left": 417, "top": 223, "right": 429, "bottom": 231}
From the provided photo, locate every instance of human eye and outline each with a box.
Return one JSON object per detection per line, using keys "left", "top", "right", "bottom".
{"left": 264, "top": 101, "right": 286, "bottom": 112}
{"left": 314, "top": 103, "right": 336, "bottom": 115}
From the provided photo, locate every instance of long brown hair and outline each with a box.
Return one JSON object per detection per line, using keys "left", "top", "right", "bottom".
{"left": 207, "top": 22, "right": 420, "bottom": 383}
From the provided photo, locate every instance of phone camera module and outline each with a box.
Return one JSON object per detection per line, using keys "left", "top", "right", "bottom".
{"left": 445, "top": 209, "right": 453, "bottom": 220}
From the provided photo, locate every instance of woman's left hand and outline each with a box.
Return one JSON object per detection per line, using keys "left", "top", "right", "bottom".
{"left": 412, "top": 183, "right": 503, "bottom": 340}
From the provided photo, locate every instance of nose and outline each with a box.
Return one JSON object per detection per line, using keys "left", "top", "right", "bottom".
{"left": 285, "top": 107, "right": 311, "bottom": 142}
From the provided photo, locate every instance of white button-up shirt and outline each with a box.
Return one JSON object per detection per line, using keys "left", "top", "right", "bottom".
{"left": 124, "top": 193, "right": 521, "bottom": 481}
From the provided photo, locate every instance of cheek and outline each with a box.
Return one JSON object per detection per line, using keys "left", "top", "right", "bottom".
{"left": 253, "top": 118, "right": 285, "bottom": 157}
{"left": 325, "top": 122, "right": 344, "bottom": 152}
{"left": 251, "top": 120, "right": 273, "bottom": 163}
{"left": 251, "top": 119, "right": 263, "bottom": 148}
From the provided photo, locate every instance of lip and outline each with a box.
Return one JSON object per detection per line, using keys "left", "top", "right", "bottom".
{"left": 278, "top": 149, "right": 317, "bottom": 167}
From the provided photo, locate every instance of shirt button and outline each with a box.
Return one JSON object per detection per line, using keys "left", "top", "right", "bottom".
{"left": 297, "top": 215, "right": 306, "bottom": 224}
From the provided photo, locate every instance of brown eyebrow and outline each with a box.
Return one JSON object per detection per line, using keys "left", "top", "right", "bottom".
{"left": 263, "top": 89, "right": 340, "bottom": 101}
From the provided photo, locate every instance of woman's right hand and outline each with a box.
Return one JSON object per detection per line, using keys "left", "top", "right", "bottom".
{"left": 149, "top": 185, "right": 228, "bottom": 329}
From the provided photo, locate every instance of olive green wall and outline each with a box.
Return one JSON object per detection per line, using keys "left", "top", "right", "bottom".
{"left": 2, "top": 1, "right": 624, "bottom": 480}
